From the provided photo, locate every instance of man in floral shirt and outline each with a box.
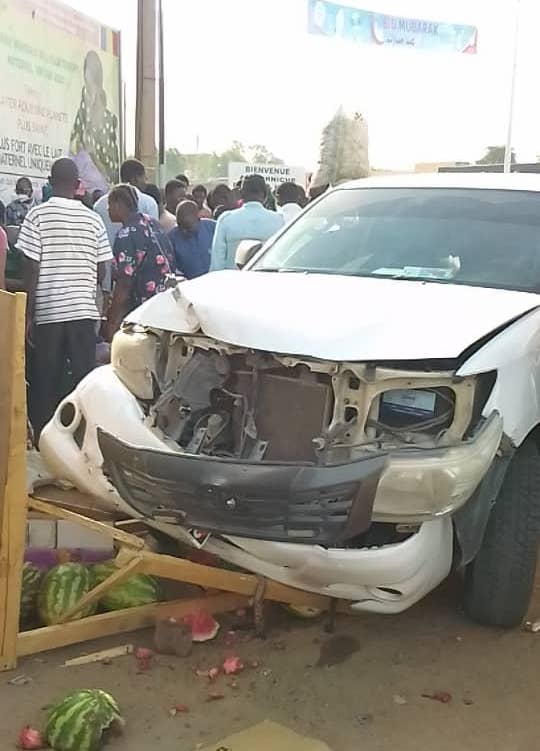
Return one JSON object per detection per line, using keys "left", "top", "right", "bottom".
{"left": 105, "top": 184, "right": 173, "bottom": 339}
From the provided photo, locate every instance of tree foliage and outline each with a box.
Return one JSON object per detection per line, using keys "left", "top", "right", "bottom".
{"left": 476, "top": 145, "right": 516, "bottom": 165}
{"left": 164, "top": 141, "right": 282, "bottom": 183}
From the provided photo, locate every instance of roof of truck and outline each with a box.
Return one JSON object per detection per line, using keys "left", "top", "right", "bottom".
{"left": 342, "top": 172, "right": 540, "bottom": 192}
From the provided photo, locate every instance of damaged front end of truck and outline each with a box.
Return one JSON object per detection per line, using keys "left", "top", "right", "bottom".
{"left": 99, "top": 324, "right": 503, "bottom": 547}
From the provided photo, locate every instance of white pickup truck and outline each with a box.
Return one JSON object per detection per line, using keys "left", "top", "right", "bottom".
{"left": 41, "top": 173, "right": 540, "bottom": 627}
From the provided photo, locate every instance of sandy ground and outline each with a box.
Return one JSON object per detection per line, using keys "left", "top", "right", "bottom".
{"left": 2, "top": 574, "right": 540, "bottom": 751}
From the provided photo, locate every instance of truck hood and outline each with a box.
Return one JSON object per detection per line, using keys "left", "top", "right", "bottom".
{"left": 125, "top": 270, "right": 540, "bottom": 361}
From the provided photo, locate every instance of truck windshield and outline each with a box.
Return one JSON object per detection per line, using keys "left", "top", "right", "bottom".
{"left": 251, "top": 188, "right": 540, "bottom": 293}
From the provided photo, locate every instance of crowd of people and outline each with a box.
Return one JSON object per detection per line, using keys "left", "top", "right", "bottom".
{"left": 0, "top": 157, "right": 309, "bottom": 442}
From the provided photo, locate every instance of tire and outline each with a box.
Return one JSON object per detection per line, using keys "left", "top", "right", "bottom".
{"left": 464, "top": 439, "right": 540, "bottom": 628}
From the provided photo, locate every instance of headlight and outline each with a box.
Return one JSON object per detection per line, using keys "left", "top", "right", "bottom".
{"left": 373, "top": 412, "right": 503, "bottom": 521}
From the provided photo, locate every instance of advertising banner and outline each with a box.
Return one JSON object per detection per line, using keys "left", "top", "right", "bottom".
{"left": 228, "top": 162, "right": 307, "bottom": 189}
{"left": 0, "top": 0, "right": 121, "bottom": 201}
{"left": 307, "top": 0, "right": 478, "bottom": 55}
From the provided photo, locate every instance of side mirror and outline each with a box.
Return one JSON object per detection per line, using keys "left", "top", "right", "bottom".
{"left": 235, "top": 240, "right": 262, "bottom": 269}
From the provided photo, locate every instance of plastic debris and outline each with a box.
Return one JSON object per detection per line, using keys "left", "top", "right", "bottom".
{"left": 421, "top": 691, "right": 452, "bottom": 704}
{"left": 8, "top": 675, "right": 32, "bottom": 686}
{"left": 355, "top": 714, "right": 374, "bottom": 727}
{"left": 393, "top": 694, "right": 407, "bottom": 705}
{"left": 195, "top": 667, "right": 220, "bottom": 680}
{"left": 169, "top": 704, "right": 189, "bottom": 716}
{"left": 524, "top": 620, "right": 540, "bottom": 633}
{"left": 206, "top": 691, "right": 225, "bottom": 702}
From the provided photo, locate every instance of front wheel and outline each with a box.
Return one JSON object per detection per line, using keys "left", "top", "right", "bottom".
{"left": 464, "top": 439, "right": 540, "bottom": 628}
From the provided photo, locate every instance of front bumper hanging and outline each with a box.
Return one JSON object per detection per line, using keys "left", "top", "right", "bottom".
{"left": 98, "top": 429, "right": 387, "bottom": 545}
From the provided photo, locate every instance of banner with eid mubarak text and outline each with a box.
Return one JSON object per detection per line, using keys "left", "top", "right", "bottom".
{"left": 307, "top": 0, "right": 478, "bottom": 54}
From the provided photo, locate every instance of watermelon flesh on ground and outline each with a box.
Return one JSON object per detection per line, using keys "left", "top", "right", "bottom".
{"left": 45, "top": 689, "right": 124, "bottom": 751}
{"left": 91, "top": 561, "right": 159, "bottom": 611}
{"left": 19, "top": 562, "right": 43, "bottom": 624}
{"left": 38, "top": 563, "right": 96, "bottom": 626}
{"left": 182, "top": 610, "right": 220, "bottom": 641}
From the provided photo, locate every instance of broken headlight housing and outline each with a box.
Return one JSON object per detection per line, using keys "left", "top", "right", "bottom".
{"left": 372, "top": 411, "right": 503, "bottom": 521}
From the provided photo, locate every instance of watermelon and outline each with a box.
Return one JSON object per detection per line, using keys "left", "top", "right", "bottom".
{"left": 38, "top": 563, "right": 96, "bottom": 625}
{"left": 45, "top": 689, "right": 124, "bottom": 751}
{"left": 19, "top": 562, "right": 43, "bottom": 624}
{"left": 182, "top": 610, "right": 220, "bottom": 642}
{"left": 91, "top": 561, "right": 159, "bottom": 611}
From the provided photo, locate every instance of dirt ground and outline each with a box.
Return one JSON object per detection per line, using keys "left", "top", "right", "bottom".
{"left": 3, "top": 574, "right": 540, "bottom": 751}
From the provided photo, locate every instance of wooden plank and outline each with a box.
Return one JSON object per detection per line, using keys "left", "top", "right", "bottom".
{"left": 56, "top": 556, "right": 143, "bottom": 623}
{"left": 0, "top": 292, "right": 28, "bottom": 671}
{"left": 63, "top": 644, "right": 134, "bottom": 666}
{"left": 138, "top": 551, "right": 333, "bottom": 609}
{"left": 0, "top": 290, "right": 16, "bottom": 527}
{"left": 17, "top": 592, "right": 248, "bottom": 657}
{"left": 32, "top": 485, "right": 120, "bottom": 522}
{"left": 28, "top": 498, "right": 145, "bottom": 550}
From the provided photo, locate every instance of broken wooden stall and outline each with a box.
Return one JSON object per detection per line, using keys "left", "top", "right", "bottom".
{"left": 0, "top": 289, "right": 342, "bottom": 671}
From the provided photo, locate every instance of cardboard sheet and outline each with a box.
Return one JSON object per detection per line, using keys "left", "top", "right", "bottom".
{"left": 199, "top": 720, "right": 332, "bottom": 751}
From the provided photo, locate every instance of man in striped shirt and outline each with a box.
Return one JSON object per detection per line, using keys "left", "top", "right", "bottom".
{"left": 18, "top": 157, "right": 112, "bottom": 440}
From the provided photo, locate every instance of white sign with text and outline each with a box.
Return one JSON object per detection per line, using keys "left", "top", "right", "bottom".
{"left": 228, "top": 162, "right": 307, "bottom": 189}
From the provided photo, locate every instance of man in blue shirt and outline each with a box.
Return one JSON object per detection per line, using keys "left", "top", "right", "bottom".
{"left": 210, "top": 174, "right": 284, "bottom": 271}
{"left": 168, "top": 200, "right": 215, "bottom": 279}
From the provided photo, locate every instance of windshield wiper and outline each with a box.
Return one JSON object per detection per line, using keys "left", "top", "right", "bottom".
{"left": 367, "top": 272, "right": 454, "bottom": 283}
{"left": 255, "top": 267, "right": 349, "bottom": 275}
{"left": 255, "top": 267, "right": 305, "bottom": 273}
{"left": 253, "top": 266, "right": 300, "bottom": 274}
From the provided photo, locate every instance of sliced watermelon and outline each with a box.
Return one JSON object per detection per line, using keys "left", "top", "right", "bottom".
{"left": 182, "top": 610, "right": 220, "bottom": 642}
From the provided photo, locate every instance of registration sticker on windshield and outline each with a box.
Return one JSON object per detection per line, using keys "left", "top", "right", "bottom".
{"left": 402, "top": 266, "right": 455, "bottom": 280}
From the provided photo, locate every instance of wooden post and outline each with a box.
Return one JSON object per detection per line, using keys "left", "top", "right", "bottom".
{"left": 0, "top": 291, "right": 27, "bottom": 670}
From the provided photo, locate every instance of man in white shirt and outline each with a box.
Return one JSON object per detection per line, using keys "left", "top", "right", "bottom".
{"left": 276, "top": 181, "right": 303, "bottom": 224}
{"left": 18, "top": 158, "right": 113, "bottom": 440}
{"left": 163, "top": 178, "right": 188, "bottom": 226}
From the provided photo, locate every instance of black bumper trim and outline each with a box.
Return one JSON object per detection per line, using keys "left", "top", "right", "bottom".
{"left": 98, "top": 429, "right": 387, "bottom": 545}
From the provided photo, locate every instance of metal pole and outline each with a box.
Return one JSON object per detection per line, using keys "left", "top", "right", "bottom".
{"left": 135, "top": 0, "right": 157, "bottom": 180}
{"left": 504, "top": 0, "right": 521, "bottom": 173}
{"left": 158, "top": 0, "right": 165, "bottom": 185}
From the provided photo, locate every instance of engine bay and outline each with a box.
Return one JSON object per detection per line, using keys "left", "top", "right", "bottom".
{"left": 112, "top": 326, "right": 483, "bottom": 467}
